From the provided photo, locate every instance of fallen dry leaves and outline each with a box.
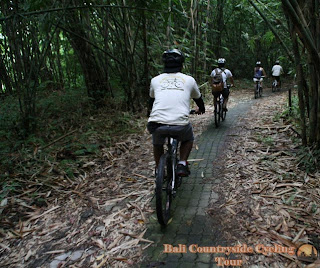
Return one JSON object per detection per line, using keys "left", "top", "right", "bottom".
{"left": 0, "top": 131, "right": 159, "bottom": 267}
{"left": 2, "top": 83, "right": 314, "bottom": 267}
{"left": 209, "top": 89, "right": 320, "bottom": 267}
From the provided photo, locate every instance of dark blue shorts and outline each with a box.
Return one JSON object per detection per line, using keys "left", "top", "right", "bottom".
{"left": 149, "top": 123, "right": 194, "bottom": 145}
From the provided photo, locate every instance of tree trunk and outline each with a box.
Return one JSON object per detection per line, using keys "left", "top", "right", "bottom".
{"left": 142, "top": 10, "right": 150, "bottom": 102}
{"left": 103, "top": 8, "right": 113, "bottom": 98}
{"left": 292, "top": 33, "right": 307, "bottom": 145}
{"left": 203, "top": 0, "right": 211, "bottom": 83}
{"left": 65, "top": 10, "right": 110, "bottom": 105}
{"left": 0, "top": 54, "right": 13, "bottom": 94}
{"left": 56, "top": 32, "right": 65, "bottom": 89}
{"left": 215, "top": 0, "right": 224, "bottom": 57}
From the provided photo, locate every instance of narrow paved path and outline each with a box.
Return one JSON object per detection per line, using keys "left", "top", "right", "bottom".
{"left": 142, "top": 98, "right": 255, "bottom": 267}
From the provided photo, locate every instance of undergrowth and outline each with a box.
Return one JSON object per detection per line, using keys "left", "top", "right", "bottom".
{"left": 273, "top": 91, "right": 319, "bottom": 173}
{"left": 0, "top": 87, "right": 145, "bottom": 203}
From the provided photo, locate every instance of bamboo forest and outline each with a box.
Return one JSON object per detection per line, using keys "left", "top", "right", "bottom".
{"left": 0, "top": 1, "right": 319, "bottom": 267}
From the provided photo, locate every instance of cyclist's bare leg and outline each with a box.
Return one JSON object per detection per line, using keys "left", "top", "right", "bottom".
{"left": 213, "top": 97, "right": 218, "bottom": 111}
{"left": 179, "top": 140, "right": 193, "bottom": 162}
{"left": 223, "top": 97, "right": 229, "bottom": 110}
{"left": 153, "top": 145, "right": 164, "bottom": 168}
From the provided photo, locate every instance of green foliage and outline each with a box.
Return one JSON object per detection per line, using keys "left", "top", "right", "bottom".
{"left": 297, "top": 147, "right": 320, "bottom": 173}
{"left": 262, "top": 31, "right": 275, "bottom": 49}
{"left": 0, "top": 82, "right": 145, "bottom": 201}
{"left": 272, "top": 92, "right": 319, "bottom": 173}
{"left": 256, "top": 135, "right": 275, "bottom": 147}
{"left": 0, "top": 181, "right": 20, "bottom": 202}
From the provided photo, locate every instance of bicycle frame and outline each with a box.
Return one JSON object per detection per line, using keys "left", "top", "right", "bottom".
{"left": 273, "top": 79, "right": 277, "bottom": 87}
{"left": 213, "top": 93, "right": 223, "bottom": 110}
{"left": 168, "top": 137, "right": 178, "bottom": 194}
{"left": 272, "top": 78, "right": 280, "bottom": 92}
{"left": 253, "top": 77, "right": 263, "bottom": 98}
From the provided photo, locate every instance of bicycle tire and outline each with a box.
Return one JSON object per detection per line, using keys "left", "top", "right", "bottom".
{"left": 214, "top": 98, "right": 221, "bottom": 127}
{"left": 259, "top": 86, "right": 262, "bottom": 97}
{"left": 272, "top": 82, "right": 276, "bottom": 92}
{"left": 254, "top": 84, "right": 258, "bottom": 99}
{"left": 221, "top": 108, "right": 227, "bottom": 121}
{"left": 155, "top": 153, "right": 172, "bottom": 226}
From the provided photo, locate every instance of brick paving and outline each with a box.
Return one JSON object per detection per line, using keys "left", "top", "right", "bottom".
{"left": 141, "top": 101, "right": 252, "bottom": 268}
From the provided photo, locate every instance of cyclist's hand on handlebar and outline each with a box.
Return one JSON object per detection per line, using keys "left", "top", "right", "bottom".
{"left": 190, "top": 108, "right": 204, "bottom": 115}
{"left": 195, "top": 107, "right": 205, "bottom": 115}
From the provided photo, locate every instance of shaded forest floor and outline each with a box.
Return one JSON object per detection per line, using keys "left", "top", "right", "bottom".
{"left": 0, "top": 79, "right": 319, "bottom": 267}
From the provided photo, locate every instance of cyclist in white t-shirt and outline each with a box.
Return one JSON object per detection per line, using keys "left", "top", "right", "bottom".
{"left": 210, "top": 58, "right": 234, "bottom": 111}
{"left": 147, "top": 49, "right": 205, "bottom": 177}
{"left": 272, "top": 60, "right": 284, "bottom": 88}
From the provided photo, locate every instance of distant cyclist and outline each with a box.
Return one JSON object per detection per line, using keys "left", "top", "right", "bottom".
{"left": 253, "top": 61, "right": 267, "bottom": 88}
{"left": 271, "top": 60, "right": 283, "bottom": 88}
{"left": 210, "top": 58, "right": 234, "bottom": 111}
{"left": 147, "top": 49, "right": 205, "bottom": 177}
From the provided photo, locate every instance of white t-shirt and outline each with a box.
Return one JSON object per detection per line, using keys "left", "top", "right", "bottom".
{"left": 272, "top": 65, "right": 283, "bottom": 76}
{"left": 148, "top": 72, "right": 201, "bottom": 125}
{"left": 210, "top": 68, "right": 233, "bottom": 88}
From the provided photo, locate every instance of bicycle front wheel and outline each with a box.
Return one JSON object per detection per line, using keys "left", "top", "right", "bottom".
{"left": 254, "top": 84, "right": 258, "bottom": 99}
{"left": 156, "top": 153, "right": 173, "bottom": 226}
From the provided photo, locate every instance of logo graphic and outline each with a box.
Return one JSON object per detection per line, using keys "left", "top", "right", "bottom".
{"left": 160, "top": 77, "right": 185, "bottom": 90}
{"left": 296, "top": 244, "right": 318, "bottom": 263}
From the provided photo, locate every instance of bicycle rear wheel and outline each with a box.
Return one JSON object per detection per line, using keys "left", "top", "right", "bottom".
{"left": 221, "top": 108, "right": 227, "bottom": 121}
{"left": 254, "top": 84, "right": 258, "bottom": 99}
{"left": 272, "top": 81, "right": 276, "bottom": 92}
{"left": 214, "top": 99, "right": 221, "bottom": 127}
{"left": 156, "top": 153, "right": 173, "bottom": 226}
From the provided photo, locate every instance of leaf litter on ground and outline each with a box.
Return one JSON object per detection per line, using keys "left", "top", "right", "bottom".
{"left": 208, "top": 87, "right": 320, "bottom": 267}
{"left": 2, "top": 83, "right": 316, "bottom": 267}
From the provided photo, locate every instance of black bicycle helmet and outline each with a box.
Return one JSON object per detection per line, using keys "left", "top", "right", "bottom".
{"left": 162, "top": 49, "right": 185, "bottom": 73}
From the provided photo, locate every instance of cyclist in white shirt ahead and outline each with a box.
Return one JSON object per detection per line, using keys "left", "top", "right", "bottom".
{"left": 210, "top": 58, "right": 234, "bottom": 111}
{"left": 271, "top": 60, "right": 284, "bottom": 88}
{"left": 147, "top": 49, "right": 205, "bottom": 177}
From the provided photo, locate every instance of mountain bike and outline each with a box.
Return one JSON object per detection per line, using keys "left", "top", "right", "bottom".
{"left": 272, "top": 78, "right": 280, "bottom": 92}
{"left": 155, "top": 136, "right": 182, "bottom": 226}
{"left": 253, "top": 76, "right": 264, "bottom": 99}
{"left": 213, "top": 84, "right": 231, "bottom": 127}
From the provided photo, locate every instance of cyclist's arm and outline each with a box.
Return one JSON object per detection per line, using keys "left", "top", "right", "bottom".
{"left": 229, "top": 76, "right": 235, "bottom": 87}
{"left": 147, "top": 97, "right": 155, "bottom": 116}
{"left": 262, "top": 68, "right": 267, "bottom": 77}
{"left": 193, "top": 95, "right": 205, "bottom": 114}
{"left": 210, "top": 71, "right": 215, "bottom": 85}
{"left": 226, "top": 70, "right": 234, "bottom": 87}
{"left": 148, "top": 81, "right": 156, "bottom": 116}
